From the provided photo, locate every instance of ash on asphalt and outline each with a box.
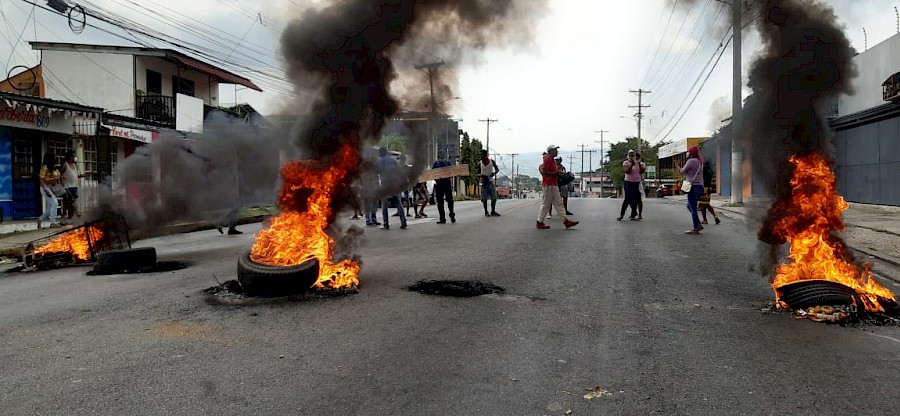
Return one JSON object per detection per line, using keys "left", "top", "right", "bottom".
{"left": 203, "top": 280, "right": 358, "bottom": 306}
{"left": 86, "top": 261, "right": 190, "bottom": 275}
{"left": 407, "top": 280, "right": 504, "bottom": 297}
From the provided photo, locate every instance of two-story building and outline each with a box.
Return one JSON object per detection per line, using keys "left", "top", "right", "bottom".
{"left": 0, "top": 41, "right": 262, "bottom": 220}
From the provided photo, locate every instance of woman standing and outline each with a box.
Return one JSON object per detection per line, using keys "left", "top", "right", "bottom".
{"left": 618, "top": 149, "right": 644, "bottom": 221}
{"left": 675, "top": 146, "right": 704, "bottom": 235}
{"left": 37, "top": 153, "right": 63, "bottom": 229}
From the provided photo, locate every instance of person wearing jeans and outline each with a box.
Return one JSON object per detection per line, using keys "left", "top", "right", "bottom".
{"left": 676, "top": 146, "right": 705, "bottom": 235}
{"left": 37, "top": 152, "right": 62, "bottom": 229}
{"left": 618, "top": 149, "right": 645, "bottom": 221}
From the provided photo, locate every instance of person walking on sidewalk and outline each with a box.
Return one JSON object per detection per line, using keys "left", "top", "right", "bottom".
{"left": 536, "top": 145, "right": 578, "bottom": 230}
{"left": 477, "top": 149, "right": 501, "bottom": 217}
{"left": 699, "top": 160, "right": 720, "bottom": 225}
{"left": 37, "top": 153, "right": 63, "bottom": 229}
{"left": 675, "top": 146, "right": 705, "bottom": 235}
{"left": 432, "top": 150, "right": 456, "bottom": 224}
{"left": 59, "top": 150, "right": 88, "bottom": 220}
{"left": 618, "top": 149, "right": 644, "bottom": 221}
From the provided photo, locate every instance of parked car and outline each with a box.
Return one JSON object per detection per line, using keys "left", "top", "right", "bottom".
{"left": 656, "top": 184, "right": 674, "bottom": 198}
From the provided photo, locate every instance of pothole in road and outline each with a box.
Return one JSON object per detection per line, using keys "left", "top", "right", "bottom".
{"left": 407, "top": 280, "right": 504, "bottom": 297}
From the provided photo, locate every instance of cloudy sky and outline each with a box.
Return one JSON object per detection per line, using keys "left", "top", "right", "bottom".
{"left": 0, "top": 0, "right": 894, "bottom": 176}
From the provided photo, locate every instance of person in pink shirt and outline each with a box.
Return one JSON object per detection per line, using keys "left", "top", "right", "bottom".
{"left": 536, "top": 145, "right": 579, "bottom": 230}
{"left": 618, "top": 149, "right": 645, "bottom": 221}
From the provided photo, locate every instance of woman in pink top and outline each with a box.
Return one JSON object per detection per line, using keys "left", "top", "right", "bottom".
{"left": 618, "top": 149, "right": 644, "bottom": 221}
{"left": 675, "top": 146, "right": 705, "bottom": 234}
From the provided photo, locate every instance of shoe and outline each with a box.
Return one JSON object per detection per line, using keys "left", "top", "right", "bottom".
{"left": 400, "top": 224, "right": 407, "bottom": 229}
{"left": 563, "top": 219, "right": 579, "bottom": 229}
{"left": 698, "top": 225, "right": 704, "bottom": 230}
{"left": 437, "top": 220, "right": 447, "bottom": 224}
{"left": 227, "top": 228, "right": 243, "bottom": 235}
{"left": 616, "top": 217, "right": 623, "bottom": 221}
{"left": 415, "top": 215, "right": 421, "bottom": 218}
{"left": 216, "top": 226, "right": 224, "bottom": 234}
{"left": 450, "top": 213, "right": 456, "bottom": 223}
{"left": 374, "top": 221, "right": 381, "bottom": 226}
{"left": 383, "top": 225, "right": 390, "bottom": 230}
{"left": 637, "top": 215, "right": 642, "bottom": 220}
{"left": 630, "top": 217, "right": 639, "bottom": 221}
{"left": 490, "top": 212, "right": 501, "bottom": 217}
{"left": 351, "top": 215, "right": 360, "bottom": 220}
{"left": 536, "top": 221, "right": 550, "bottom": 229}
{"left": 421, "top": 213, "right": 428, "bottom": 218}
{"left": 701, "top": 220, "right": 708, "bottom": 224}
{"left": 485, "top": 212, "right": 490, "bottom": 217}
{"left": 715, "top": 217, "right": 721, "bottom": 225}
{"left": 49, "top": 223, "right": 62, "bottom": 228}
{"left": 565, "top": 211, "right": 574, "bottom": 216}
{"left": 392, "top": 213, "right": 399, "bottom": 217}
{"left": 684, "top": 229, "right": 700, "bottom": 235}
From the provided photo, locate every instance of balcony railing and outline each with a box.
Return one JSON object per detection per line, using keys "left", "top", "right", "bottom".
{"left": 136, "top": 94, "right": 175, "bottom": 125}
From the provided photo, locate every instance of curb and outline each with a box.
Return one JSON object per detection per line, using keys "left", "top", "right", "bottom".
{"left": 0, "top": 215, "right": 269, "bottom": 259}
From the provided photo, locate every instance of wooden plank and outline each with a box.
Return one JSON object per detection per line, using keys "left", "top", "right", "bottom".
{"left": 417, "top": 164, "right": 469, "bottom": 182}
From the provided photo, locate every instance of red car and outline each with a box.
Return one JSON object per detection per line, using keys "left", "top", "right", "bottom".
{"left": 656, "top": 185, "right": 674, "bottom": 197}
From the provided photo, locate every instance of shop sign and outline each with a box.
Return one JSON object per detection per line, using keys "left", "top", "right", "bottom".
{"left": 104, "top": 124, "right": 153, "bottom": 143}
{"left": 0, "top": 99, "right": 96, "bottom": 135}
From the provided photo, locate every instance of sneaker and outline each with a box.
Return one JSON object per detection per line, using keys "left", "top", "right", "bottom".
{"left": 383, "top": 225, "right": 390, "bottom": 230}
{"left": 536, "top": 221, "right": 550, "bottom": 229}
{"left": 563, "top": 219, "right": 579, "bottom": 229}
{"left": 684, "top": 229, "right": 700, "bottom": 235}
{"left": 490, "top": 212, "right": 501, "bottom": 217}
{"left": 415, "top": 215, "right": 422, "bottom": 218}
{"left": 436, "top": 220, "right": 447, "bottom": 224}
{"left": 715, "top": 217, "right": 721, "bottom": 225}
{"left": 565, "top": 211, "right": 574, "bottom": 216}
{"left": 484, "top": 212, "right": 490, "bottom": 217}
{"left": 351, "top": 215, "right": 360, "bottom": 220}
{"left": 227, "top": 228, "right": 243, "bottom": 235}
{"left": 449, "top": 213, "right": 456, "bottom": 223}
{"left": 400, "top": 224, "right": 407, "bottom": 229}
{"left": 701, "top": 220, "right": 708, "bottom": 224}
{"left": 216, "top": 226, "right": 224, "bottom": 234}
{"left": 616, "top": 217, "right": 623, "bottom": 221}
{"left": 49, "top": 223, "right": 62, "bottom": 228}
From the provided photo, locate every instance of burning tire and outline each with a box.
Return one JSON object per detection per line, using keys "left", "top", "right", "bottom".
{"left": 93, "top": 247, "right": 157, "bottom": 274}
{"left": 777, "top": 280, "right": 861, "bottom": 309}
{"left": 236, "top": 251, "right": 319, "bottom": 297}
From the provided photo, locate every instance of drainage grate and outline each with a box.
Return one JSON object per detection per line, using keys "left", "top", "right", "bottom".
{"left": 408, "top": 280, "right": 504, "bottom": 297}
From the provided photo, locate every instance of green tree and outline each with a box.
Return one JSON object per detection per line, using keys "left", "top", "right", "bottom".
{"left": 458, "top": 130, "right": 483, "bottom": 196}
{"left": 379, "top": 133, "right": 406, "bottom": 154}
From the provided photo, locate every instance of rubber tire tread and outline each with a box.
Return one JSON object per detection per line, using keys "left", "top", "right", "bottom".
{"left": 236, "top": 251, "right": 319, "bottom": 297}
{"left": 779, "top": 281, "right": 857, "bottom": 309}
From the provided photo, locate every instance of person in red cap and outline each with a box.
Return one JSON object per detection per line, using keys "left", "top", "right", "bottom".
{"left": 536, "top": 145, "right": 578, "bottom": 229}
{"left": 675, "top": 146, "right": 705, "bottom": 234}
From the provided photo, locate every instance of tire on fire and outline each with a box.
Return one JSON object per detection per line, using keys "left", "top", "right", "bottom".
{"left": 93, "top": 247, "right": 157, "bottom": 274}
{"left": 777, "top": 280, "right": 860, "bottom": 309}
{"left": 236, "top": 251, "right": 319, "bottom": 297}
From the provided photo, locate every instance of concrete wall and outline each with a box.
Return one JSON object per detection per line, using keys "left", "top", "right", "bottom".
{"left": 834, "top": 117, "right": 900, "bottom": 205}
{"left": 41, "top": 50, "right": 134, "bottom": 114}
{"left": 838, "top": 33, "right": 900, "bottom": 117}
{"left": 135, "top": 56, "right": 218, "bottom": 107}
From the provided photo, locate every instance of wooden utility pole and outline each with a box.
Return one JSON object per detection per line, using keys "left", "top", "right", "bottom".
{"left": 628, "top": 89, "right": 651, "bottom": 154}
{"left": 479, "top": 118, "right": 498, "bottom": 154}
{"left": 594, "top": 129, "right": 608, "bottom": 195}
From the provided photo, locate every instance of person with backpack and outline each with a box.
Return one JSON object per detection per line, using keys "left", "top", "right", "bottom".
{"left": 476, "top": 149, "right": 501, "bottom": 217}
{"left": 432, "top": 150, "right": 456, "bottom": 224}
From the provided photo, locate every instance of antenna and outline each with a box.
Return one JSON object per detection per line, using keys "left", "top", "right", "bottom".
{"left": 863, "top": 27, "right": 868, "bottom": 51}
{"left": 895, "top": 7, "right": 899, "bottom": 34}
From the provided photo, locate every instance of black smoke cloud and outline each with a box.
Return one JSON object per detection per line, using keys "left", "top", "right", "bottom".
{"left": 279, "top": 0, "right": 546, "bottom": 207}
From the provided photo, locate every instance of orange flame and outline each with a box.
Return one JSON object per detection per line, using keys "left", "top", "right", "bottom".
{"left": 250, "top": 144, "right": 361, "bottom": 288}
{"left": 34, "top": 225, "right": 105, "bottom": 262}
{"left": 766, "top": 154, "right": 896, "bottom": 311}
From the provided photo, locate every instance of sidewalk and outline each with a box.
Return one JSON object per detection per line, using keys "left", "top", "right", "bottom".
{"left": 0, "top": 210, "right": 273, "bottom": 259}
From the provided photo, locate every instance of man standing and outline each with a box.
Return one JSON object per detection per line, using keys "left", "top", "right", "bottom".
{"left": 477, "top": 149, "right": 501, "bottom": 217}
{"left": 432, "top": 150, "right": 456, "bottom": 224}
{"left": 537, "top": 145, "right": 579, "bottom": 229}
{"left": 377, "top": 147, "right": 407, "bottom": 230}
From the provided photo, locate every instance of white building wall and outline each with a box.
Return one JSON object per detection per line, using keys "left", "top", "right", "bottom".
{"left": 838, "top": 33, "right": 900, "bottom": 117}
{"left": 41, "top": 50, "right": 134, "bottom": 116}
{"left": 135, "top": 56, "right": 218, "bottom": 106}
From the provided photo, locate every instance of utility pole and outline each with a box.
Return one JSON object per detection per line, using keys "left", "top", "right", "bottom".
{"left": 594, "top": 129, "right": 608, "bottom": 196}
{"left": 509, "top": 153, "right": 519, "bottom": 197}
{"left": 730, "top": 0, "right": 743, "bottom": 205}
{"left": 577, "top": 144, "right": 588, "bottom": 192}
{"left": 628, "top": 89, "right": 651, "bottom": 154}
{"left": 416, "top": 61, "right": 445, "bottom": 162}
{"left": 567, "top": 153, "right": 576, "bottom": 173}
{"left": 478, "top": 118, "right": 498, "bottom": 154}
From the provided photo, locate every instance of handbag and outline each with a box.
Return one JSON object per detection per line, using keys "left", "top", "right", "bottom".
{"left": 558, "top": 171, "right": 576, "bottom": 186}
{"left": 50, "top": 184, "right": 68, "bottom": 197}
{"left": 682, "top": 163, "right": 702, "bottom": 193}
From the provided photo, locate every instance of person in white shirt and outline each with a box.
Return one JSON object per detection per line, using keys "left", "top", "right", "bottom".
{"left": 59, "top": 150, "right": 88, "bottom": 220}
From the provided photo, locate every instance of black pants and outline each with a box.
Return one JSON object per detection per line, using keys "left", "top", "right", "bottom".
{"left": 434, "top": 183, "right": 454, "bottom": 221}
{"left": 620, "top": 181, "right": 640, "bottom": 218}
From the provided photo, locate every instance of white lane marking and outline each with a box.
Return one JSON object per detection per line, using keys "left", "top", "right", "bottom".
{"left": 865, "top": 332, "right": 900, "bottom": 344}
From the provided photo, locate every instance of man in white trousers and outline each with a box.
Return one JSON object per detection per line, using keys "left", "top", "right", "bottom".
{"left": 536, "top": 145, "right": 579, "bottom": 230}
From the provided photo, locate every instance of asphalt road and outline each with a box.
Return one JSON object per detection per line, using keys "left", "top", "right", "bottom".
{"left": 1, "top": 197, "right": 899, "bottom": 415}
